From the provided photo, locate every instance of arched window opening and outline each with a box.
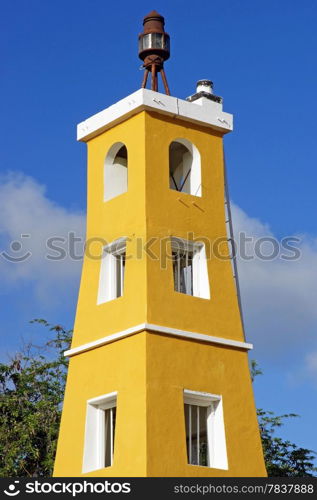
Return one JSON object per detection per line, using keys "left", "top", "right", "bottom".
{"left": 104, "top": 143, "right": 128, "bottom": 202}
{"left": 169, "top": 139, "right": 201, "bottom": 197}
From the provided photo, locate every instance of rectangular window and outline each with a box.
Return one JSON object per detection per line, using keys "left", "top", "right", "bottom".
{"left": 173, "top": 248, "right": 194, "bottom": 295}
{"left": 82, "top": 392, "right": 117, "bottom": 473}
{"left": 115, "top": 251, "right": 125, "bottom": 298}
{"left": 184, "top": 403, "right": 208, "bottom": 466}
{"left": 103, "top": 405, "right": 116, "bottom": 467}
{"left": 97, "top": 238, "right": 126, "bottom": 304}
{"left": 184, "top": 390, "right": 228, "bottom": 470}
{"left": 171, "top": 238, "right": 210, "bottom": 299}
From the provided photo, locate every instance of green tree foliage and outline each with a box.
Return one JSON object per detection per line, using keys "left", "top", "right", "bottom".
{"left": 251, "top": 360, "right": 317, "bottom": 477}
{"left": 0, "top": 320, "right": 71, "bottom": 477}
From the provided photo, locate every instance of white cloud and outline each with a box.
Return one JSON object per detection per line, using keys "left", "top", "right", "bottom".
{"left": 0, "top": 173, "right": 85, "bottom": 304}
{"left": 231, "top": 203, "right": 317, "bottom": 360}
{"left": 305, "top": 351, "right": 317, "bottom": 378}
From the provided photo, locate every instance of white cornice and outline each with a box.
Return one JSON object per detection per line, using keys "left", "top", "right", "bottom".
{"left": 77, "top": 89, "right": 233, "bottom": 142}
{"left": 64, "top": 323, "right": 252, "bottom": 357}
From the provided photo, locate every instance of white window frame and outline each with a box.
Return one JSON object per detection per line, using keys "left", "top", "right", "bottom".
{"left": 104, "top": 142, "right": 128, "bottom": 202}
{"left": 169, "top": 138, "right": 201, "bottom": 197}
{"left": 82, "top": 391, "right": 117, "bottom": 473}
{"left": 97, "top": 237, "right": 126, "bottom": 304}
{"left": 184, "top": 389, "right": 228, "bottom": 470}
{"left": 171, "top": 237, "right": 210, "bottom": 299}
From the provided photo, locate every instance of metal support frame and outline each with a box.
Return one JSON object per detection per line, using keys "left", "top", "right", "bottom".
{"left": 141, "top": 63, "right": 170, "bottom": 95}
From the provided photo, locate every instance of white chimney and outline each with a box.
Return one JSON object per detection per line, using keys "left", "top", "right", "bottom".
{"left": 196, "top": 79, "right": 213, "bottom": 94}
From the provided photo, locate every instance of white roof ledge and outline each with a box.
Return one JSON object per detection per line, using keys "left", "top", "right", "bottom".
{"left": 77, "top": 88, "right": 233, "bottom": 142}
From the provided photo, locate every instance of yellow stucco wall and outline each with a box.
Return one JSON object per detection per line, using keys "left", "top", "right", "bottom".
{"left": 54, "top": 332, "right": 266, "bottom": 477}
{"left": 71, "top": 111, "right": 244, "bottom": 350}
{"left": 54, "top": 109, "right": 266, "bottom": 477}
{"left": 71, "top": 112, "right": 147, "bottom": 348}
{"left": 145, "top": 332, "right": 266, "bottom": 477}
{"left": 54, "top": 333, "right": 147, "bottom": 477}
{"left": 143, "top": 112, "right": 244, "bottom": 340}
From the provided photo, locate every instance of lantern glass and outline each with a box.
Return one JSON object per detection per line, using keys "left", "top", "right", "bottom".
{"left": 139, "top": 33, "right": 170, "bottom": 52}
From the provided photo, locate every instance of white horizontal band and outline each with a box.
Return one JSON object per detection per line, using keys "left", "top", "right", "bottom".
{"left": 77, "top": 88, "right": 233, "bottom": 142}
{"left": 64, "top": 323, "right": 252, "bottom": 357}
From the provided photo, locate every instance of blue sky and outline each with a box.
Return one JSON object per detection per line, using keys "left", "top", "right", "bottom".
{"left": 1, "top": 0, "right": 317, "bottom": 467}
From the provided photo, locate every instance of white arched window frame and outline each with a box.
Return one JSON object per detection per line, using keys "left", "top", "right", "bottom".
{"left": 169, "top": 139, "right": 201, "bottom": 197}
{"left": 104, "top": 142, "right": 128, "bottom": 202}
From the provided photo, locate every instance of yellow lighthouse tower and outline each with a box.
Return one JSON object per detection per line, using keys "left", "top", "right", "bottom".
{"left": 54, "top": 11, "right": 266, "bottom": 477}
